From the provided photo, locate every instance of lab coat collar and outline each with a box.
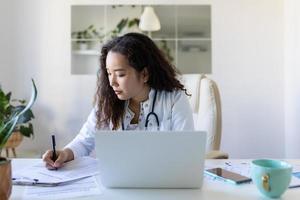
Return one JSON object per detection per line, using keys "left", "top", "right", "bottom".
{"left": 121, "top": 88, "right": 156, "bottom": 130}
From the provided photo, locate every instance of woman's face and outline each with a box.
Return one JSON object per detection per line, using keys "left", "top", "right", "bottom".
{"left": 106, "top": 51, "right": 149, "bottom": 101}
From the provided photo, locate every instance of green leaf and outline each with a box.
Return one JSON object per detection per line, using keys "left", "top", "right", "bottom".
{"left": 19, "top": 123, "right": 34, "bottom": 138}
{"left": 0, "top": 90, "right": 10, "bottom": 113}
{"left": 11, "top": 106, "right": 34, "bottom": 124}
{"left": 5, "top": 92, "right": 11, "bottom": 102}
{"left": 87, "top": 24, "right": 94, "bottom": 30}
{"left": 12, "top": 99, "right": 26, "bottom": 105}
{"left": 128, "top": 18, "right": 139, "bottom": 28}
{"left": 116, "top": 18, "right": 128, "bottom": 33}
{"left": 0, "top": 116, "right": 19, "bottom": 147}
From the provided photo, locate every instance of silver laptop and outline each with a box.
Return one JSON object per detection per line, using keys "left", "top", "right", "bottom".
{"left": 95, "top": 131, "right": 207, "bottom": 188}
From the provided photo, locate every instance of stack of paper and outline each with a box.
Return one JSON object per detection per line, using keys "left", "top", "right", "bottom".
{"left": 23, "top": 176, "right": 102, "bottom": 199}
{"left": 13, "top": 156, "right": 99, "bottom": 186}
{"left": 13, "top": 156, "right": 103, "bottom": 199}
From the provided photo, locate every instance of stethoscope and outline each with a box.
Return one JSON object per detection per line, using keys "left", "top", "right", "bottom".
{"left": 121, "top": 90, "right": 159, "bottom": 130}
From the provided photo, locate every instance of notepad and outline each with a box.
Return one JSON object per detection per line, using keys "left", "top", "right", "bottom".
{"left": 12, "top": 156, "right": 99, "bottom": 186}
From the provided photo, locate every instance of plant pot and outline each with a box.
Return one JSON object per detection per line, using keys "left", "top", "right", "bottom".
{"left": 0, "top": 157, "right": 12, "bottom": 200}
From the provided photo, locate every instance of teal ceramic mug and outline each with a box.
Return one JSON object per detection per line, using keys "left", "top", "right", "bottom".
{"left": 251, "top": 159, "right": 292, "bottom": 198}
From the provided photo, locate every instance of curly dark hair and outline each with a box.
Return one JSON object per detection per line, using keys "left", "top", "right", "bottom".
{"left": 95, "top": 32, "right": 187, "bottom": 130}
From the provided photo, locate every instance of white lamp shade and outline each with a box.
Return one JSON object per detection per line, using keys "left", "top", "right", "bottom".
{"left": 139, "top": 6, "right": 161, "bottom": 32}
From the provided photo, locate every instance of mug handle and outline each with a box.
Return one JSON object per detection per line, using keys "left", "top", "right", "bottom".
{"left": 262, "top": 174, "right": 271, "bottom": 192}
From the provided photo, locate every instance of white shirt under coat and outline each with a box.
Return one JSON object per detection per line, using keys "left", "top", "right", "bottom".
{"left": 65, "top": 89, "right": 194, "bottom": 158}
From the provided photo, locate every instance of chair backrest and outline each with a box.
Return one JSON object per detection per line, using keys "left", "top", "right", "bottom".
{"left": 180, "top": 74, "right": 222, "bottom": 152}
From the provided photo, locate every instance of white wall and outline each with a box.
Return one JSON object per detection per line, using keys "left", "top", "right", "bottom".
{"left": 9, "top": 0, "right": 96, "bottom": 155}
{"left": 212, "top": 0, "right": 285, "bottom": 158}
{"left": 284, "top": 0, "right": 300, "bottom": 158}
{"left": 2, "top": 0, "right": 286, "bottom": 158}
{"left": 0, "top": 1, "right": 13, "bottom": 91}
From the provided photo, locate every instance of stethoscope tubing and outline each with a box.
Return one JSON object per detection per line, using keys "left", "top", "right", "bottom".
{"left": 122, "top": 90, "right": 159, "bottom": 130}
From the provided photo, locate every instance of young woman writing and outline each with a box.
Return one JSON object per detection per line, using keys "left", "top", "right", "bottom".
{"left": 43, "top": 32, "right": 194, "bottom": 169}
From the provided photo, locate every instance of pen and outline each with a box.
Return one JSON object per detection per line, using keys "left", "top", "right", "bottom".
{"left": 51, "top": 135, "right": 57, "bottom": 162}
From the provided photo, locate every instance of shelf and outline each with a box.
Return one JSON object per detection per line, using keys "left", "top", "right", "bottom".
{"left": 152, "top": 38, "right": 211, "bottom": 41}
{"left": 71, "top": 39, "right": 102, "bottom": 42}
{"left": 72, "top": 50, "right": 100, "bottom": 55}
{"left": 71, "top": 5, "right": 212, "bottom": 74}
{"left": 71, "top": 38, "right": 211, "bottom": 42}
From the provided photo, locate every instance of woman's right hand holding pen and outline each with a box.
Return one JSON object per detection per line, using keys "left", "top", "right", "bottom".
{"left": 42, "top": 148, "right": 74, "bottom": 170}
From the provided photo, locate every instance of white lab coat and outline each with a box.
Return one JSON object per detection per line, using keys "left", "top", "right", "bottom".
{"left": 65, "top": 89, "right": 194, "bottom": 158}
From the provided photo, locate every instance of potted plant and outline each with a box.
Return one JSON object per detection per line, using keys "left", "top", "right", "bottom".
{"left": 0, "top": 86, "right": 36, "bottom": 158}
{"left": 108, "top": 17, "right": 140, "bottom": 39}
{"left": 0, "top": 79, "right": 37, "bottom": 200}
{"left": 72, "top": 25, "right": 104, "bottom": 50}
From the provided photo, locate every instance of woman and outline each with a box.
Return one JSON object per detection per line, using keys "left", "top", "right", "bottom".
{"left": 43, "top": 32, "right": 194, "bottom": 169}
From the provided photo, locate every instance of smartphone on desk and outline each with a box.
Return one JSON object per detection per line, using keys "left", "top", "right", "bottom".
{"left": 205, "top": 168, "right": 252, "bottom": 184}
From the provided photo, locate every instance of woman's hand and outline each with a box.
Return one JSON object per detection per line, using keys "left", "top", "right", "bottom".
{"left": 42, "top": 148, "right": 74, "bottom": 170}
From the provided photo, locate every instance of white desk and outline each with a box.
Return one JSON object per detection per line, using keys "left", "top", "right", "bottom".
{"left": 10, "top": 159, "right": 300, "bottom": 200}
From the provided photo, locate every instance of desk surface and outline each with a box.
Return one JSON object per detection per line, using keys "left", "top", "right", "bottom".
{"left": 10, "top": 159, "right": 300, "bottom": 200}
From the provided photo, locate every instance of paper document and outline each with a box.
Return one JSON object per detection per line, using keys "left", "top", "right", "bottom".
{"left": 22, "top": 176, "right": 102, "bottom": 199}
{"left": 13, "top": 156, "right": 99, "bottom": 186}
